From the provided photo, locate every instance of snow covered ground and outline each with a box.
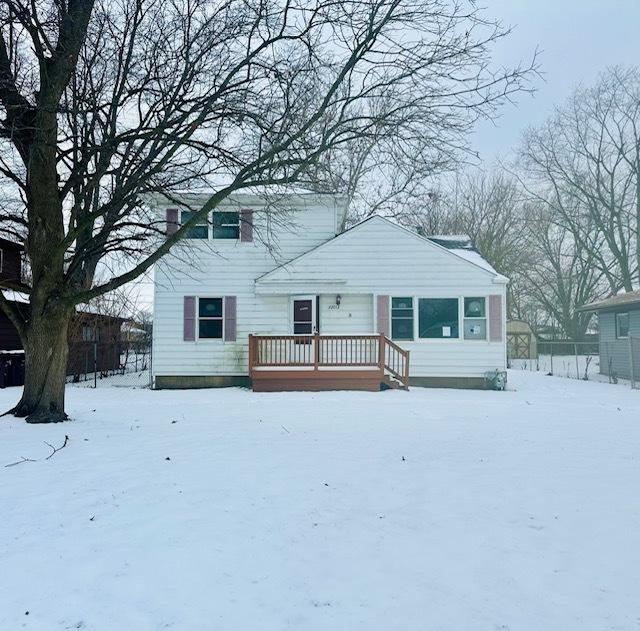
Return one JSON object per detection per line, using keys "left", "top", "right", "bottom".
{"left": 1, "top": 372, "right": 639, "bottom": 630}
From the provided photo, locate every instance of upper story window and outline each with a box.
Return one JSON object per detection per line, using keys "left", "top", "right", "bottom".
{"left": 463, "top": 297, "right": 487, "bottom": 340}
{"left": 616, "top": 312, "right": 629, "bottom": 339}
{"left": 419, "top": 298, "right": 459, "bottom": 339}
{"left": 181, "top": 211, "right": 208, "bottom": 239}
{"left": 391, "top": 297, "right": 414, "bottom": 340}
{"left": 212, "top": 211, "right": 240, "bottom": 239}
{"left": 181, "top": 211, "right": 240, "bottom": 240}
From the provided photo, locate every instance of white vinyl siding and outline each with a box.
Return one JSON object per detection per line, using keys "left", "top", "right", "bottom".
{"left": 153, "top": 210, "right": 506, "bottom": 380}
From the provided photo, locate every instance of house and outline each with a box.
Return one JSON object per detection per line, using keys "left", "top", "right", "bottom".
{"left": 151, "top": 192, "right": 507, "bottom": 391}
{"left": 579, "top": 290, "right": 640, "bottom": 381}
{"left": 0, "top": 239, "right": 126, "bottom": 386}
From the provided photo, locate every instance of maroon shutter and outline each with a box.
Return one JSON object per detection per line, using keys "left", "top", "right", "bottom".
{"left": 166, "top": 208, "right": 179, "bottom": 236}
{"left": 184, "top": 296, "right": 196, "bottom": 341}
{"left": 489, "top": 294, "right": 503, "bottom": 342}
{"left": 240, "top": 209, "right": 253, "bottom": 242}
{"left": 377, "top": 295, "right": 390, "bottom": 336}
{"left": 224, "top": 296, "right": 237, "bottom": 341}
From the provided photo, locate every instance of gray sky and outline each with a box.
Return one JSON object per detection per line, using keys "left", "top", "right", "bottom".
{"left": 472, "top": 0, "right": 640, "bottom": 162}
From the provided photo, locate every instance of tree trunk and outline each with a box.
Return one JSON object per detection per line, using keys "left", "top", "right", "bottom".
{"left": 11, "top": 308, "right": 72, "bottom": 424}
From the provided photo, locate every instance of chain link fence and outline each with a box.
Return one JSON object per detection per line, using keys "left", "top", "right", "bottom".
{"left": 66, "top": 336, "right": 152, "bottom": 388}
{"left": 509, "top": 336, "right": 640, "bottom": 389}
{"left": 601, "top": 334, "right": 640, "bottom": 389}
{"left": 508, "top": 340, "right": 600, "bottom": 381}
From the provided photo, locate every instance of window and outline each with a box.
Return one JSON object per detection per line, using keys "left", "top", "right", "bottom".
{"left": 198, "top": 298, "right": 223, "bottom": 338}
{"left": 418, "top": 298, "right": 459, "bottom": 339}
{"left": 212, "top": 211, "right": 240, "bottom": 239}
{"left": 464, "top": 297, "right": 487, "bottom": 340}
{"left": 616, "top": 312, "right": 629, "bottom": 339}
{"left": 391, "top": 297, "right": 414, "bottom": 340}
{"left": 82, "top": 325, "right": 100, "bottom": 342}
{"left": 181, "top": 210, "right": 208, "bottom": 239}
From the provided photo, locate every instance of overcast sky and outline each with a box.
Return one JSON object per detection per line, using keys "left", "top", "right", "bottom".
{"left": 472, "top": 0, "right": 640, "bottom": 163}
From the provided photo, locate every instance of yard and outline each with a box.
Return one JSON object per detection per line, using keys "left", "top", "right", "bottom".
{"left": 1, "top": 373, "right": 639, "bottom": 630}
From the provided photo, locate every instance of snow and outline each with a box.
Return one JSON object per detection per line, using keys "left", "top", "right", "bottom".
{"left": 1, "top": 288, "right": 29, "bottom": 304}
{"left": 1, "top": 373, "right": 639, "bottom": 630}
{"left": 447, "top": 247, "right": 499, "bottom": 274}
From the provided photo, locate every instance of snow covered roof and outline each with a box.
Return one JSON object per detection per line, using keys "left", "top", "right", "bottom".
{"left": 1, "top": 289, "right": 29, "bottom": 304}
{"left": 579, "top": 289, "right": 640, "bottom": 312}
{"left": 424, "top": 235, "right": 498, "bottom": 275}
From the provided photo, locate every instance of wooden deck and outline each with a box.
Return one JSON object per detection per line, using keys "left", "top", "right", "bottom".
{"left": 248, "top": 334, "right": 410, "bottom": 392}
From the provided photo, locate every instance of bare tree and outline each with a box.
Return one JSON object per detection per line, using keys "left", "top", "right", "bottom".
{"left": 519, "top": 66, "right": 640, "bottom": 294}
{"left": 0, "top": 0, "right": 536, "bottom": 421}
{"left": 521, "top": 202, "right": 607, "bottom": 339}
{"left": 448, "top": 172, "right": 529, "bottom": 280}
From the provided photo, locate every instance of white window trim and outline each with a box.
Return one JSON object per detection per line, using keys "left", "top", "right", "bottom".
{"left": 415, "top": 296, "right": 462, "bottom": 342}
{"left": 289, "top": 295, "right": 317, "bottom": 335}
{"left": 385, "top": 295, "right": 494, "bottom": 344}
{"left": 180, "top": 209, "right": 209, "bottom": 239}
{"left": 390, "top": 296, "right": 415, "bottom": 341}
{"left": 463, "top": 297, "right": 488, "bottom": 341}
{"left": 196, "top": 296, "right": 225, "bottom": 341}
{"left": 212, "top": 210, "right": 240, "bottom": 240}
{"left": 616, "top": 312, "right": 630, "bottom": 339}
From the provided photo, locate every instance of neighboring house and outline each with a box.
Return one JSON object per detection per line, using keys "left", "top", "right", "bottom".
{"left": 579, "top": 290, "right": 640, "bottom": 380}
{"left": 0, "top": 240, "right": 125, "bottom": 386}
{"left": 151, "top": 193, "right": 508, "bottom": 391}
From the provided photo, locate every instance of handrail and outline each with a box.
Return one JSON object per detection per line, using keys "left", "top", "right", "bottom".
{"left": 248, "top": 333, "right": 410, "bottom": 388}
{"left": 383, "top": 336, "right": 410, "bottom": 387}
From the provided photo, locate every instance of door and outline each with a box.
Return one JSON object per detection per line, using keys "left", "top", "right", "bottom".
{"left": 293, "top": 298, "right": 315, "bottom": 335}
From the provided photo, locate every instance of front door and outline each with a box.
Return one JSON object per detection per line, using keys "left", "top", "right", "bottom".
{"left": 293, "top": 298, "right": 315, "bottom": 335}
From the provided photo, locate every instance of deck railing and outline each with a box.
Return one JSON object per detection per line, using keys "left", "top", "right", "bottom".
{"left": 248, "top": 333, "right": 410, "bottom": 388}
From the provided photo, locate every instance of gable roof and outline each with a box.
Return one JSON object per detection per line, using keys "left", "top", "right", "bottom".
{"left": 579, "top": 289, "right": 640, "bottom": 312}
{"left": 256, "top": 215, "right": 505, "bottom": 284}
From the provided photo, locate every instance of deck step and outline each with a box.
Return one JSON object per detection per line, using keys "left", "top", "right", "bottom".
{"left": 381, "top": 374, "right": 409, "bottom": 391}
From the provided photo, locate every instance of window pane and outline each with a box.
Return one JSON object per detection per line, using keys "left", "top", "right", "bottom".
{"left": 213, "top": 212, "right": 240, "bottom": 239}
{"left": 199, "top": 298, "right": 222, "bottom": 318}
{"left": 294, "top": 322, "right": 313, "bottom": 334}
{"left": 464, "top": 297, "right": 486, "bottom": 318}
{"left": 419, "top": 298, "right": 459, "bottom": 338}
{"left": 464, "top": 318, "right": 487, "bottom": 340}
{"left": 181, "top": 211, "right": 208, "bottom": 239}
{"left": 617, "top": 313, "right": 629, "bottom": 338}
{"left": 199, "top": 319, "right": 223, "bottom": 339}
{"left": 392, "top": 318, "right": 413, "bottom": 340}
{"left": 392, "top": 297, "right": 413, "bottom": 310}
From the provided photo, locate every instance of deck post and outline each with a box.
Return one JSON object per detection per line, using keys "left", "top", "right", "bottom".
{"left": 404, "top": 350, "right": 410, "bottom": 387}
{"left": 248, "top": 334, "right": 255, "bottom": 375}
{"left": 378, "top": 333, "right": 385, "bottom": 376}
{"left": 313, "top": 334, "right": 320, "bottom": 371}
